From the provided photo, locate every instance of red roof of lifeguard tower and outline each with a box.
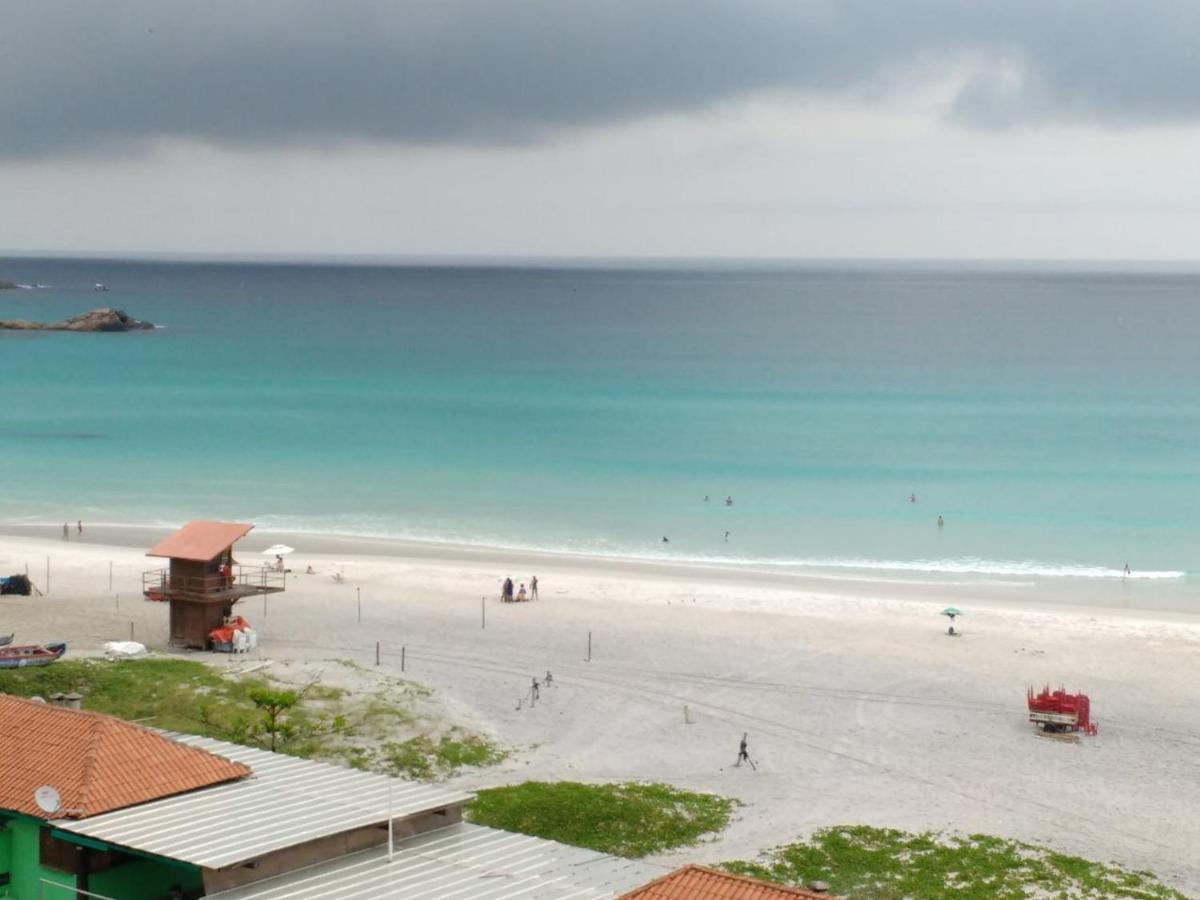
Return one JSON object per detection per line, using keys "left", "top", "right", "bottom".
{"left": 147, "top": 520, "right": 255, "bottom": 562}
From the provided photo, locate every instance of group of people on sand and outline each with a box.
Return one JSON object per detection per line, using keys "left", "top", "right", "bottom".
{"left": 61, "top": 520, "right": 83, "bottom": 540}
{"left": 501, "top": 575, "right": 538, "bottom": 603}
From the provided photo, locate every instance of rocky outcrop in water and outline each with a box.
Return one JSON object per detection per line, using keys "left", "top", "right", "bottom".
{"left": 0, "top": 280, "right": 17, "bottom": 290}
{"left": 0, "top": 307, "right": 154, "bottom": 332}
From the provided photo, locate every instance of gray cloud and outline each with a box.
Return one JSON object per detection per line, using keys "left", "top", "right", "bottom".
{"left": 2, "top": 1, "right": 1198, "bottom": 159}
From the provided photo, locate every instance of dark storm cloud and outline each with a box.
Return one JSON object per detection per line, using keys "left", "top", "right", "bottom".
{"left": 2, "top": 1, "right": 1197, "bottom": 159}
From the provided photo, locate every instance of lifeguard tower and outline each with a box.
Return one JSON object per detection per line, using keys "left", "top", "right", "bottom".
{"left": 143, "top": 521, "right": 285, "bottom": 649}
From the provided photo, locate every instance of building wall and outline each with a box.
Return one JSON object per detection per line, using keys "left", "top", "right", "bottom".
{"left": 3, "top": 819, "right": 74, "bottom": 900}
{"left": 0, "top": 816, "right": 201, "bottom": 900}
{"left": 202, "top": 805, "right": 464, "bottom": 893}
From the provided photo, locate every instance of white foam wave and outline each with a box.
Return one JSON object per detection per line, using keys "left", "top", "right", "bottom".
{"left": 4, "top": 511, "right": 1185, "bottom": 582}
{"left": 229, "top": 516, "right": 1190, "bottom": 581}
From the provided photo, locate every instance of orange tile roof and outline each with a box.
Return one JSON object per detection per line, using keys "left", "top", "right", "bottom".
{"left": 0, "top": 694, "right": 251, "bottom": 819}
{"left": 621, "top": 864, "right": 833, "bottom": 900}
{"left": 147, "top": 520, "right": 254, "bottom": 562}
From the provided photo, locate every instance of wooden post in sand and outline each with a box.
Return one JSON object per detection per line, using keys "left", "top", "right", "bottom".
{"left": 129, "top": 621, "right": 135, "bottom": 641}
{"left": 357, "top": 587, "right": 362, "bottom": 623}
{"left": 586, "top": 630, "right": 592, "bottom": 662}
{"left": 401, "top": 645, "right": 406, "bottom": 672}
{"left": 45, "top": 557, "right": 50, "bottom": 595}
{"left": 109, "top": 560, "right": 113, "bottom": 591}
{"left": 481, "top": 596, "right": 486, "bottom": 629}
{"left": 375, "top": 641, "right": 380, "bottom": 666}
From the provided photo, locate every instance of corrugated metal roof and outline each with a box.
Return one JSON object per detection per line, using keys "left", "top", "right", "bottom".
{"left": 147, "top": 521, "right": 255, "bottom": 561}
{"left": 55, "top": 733, "right": 473, "bottom": 870}
{"left": 206, "top": 822, "right": 664, "bottom": 900}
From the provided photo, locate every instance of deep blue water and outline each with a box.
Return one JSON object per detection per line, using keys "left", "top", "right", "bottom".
{"left": 2, "top": 257, "right": 1198, "bottom": 591}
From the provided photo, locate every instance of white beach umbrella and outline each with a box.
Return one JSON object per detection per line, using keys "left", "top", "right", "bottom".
{"left": 262, "top": 544, "right": 296, "bottom": 556}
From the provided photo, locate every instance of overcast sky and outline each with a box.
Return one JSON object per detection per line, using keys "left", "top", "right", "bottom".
{"left": 4, "top": 1, "right": 1200, "bottom": 259}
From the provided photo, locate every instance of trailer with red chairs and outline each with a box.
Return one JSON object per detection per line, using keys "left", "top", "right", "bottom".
{"left": 1027, "top": 685, "right": 1098, "bottom": 736}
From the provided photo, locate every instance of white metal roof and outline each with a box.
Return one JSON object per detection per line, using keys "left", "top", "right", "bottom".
{"left": 55, "top": 733, "right": 473, "bottom": 870}
{"left": 206, "top": 821, "right": 663, "bottom": 900}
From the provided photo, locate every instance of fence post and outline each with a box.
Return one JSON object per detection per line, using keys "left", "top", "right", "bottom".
{"left": 357, "top": 587, "right": 361, "bottom": 623}
{"left": 587, "top": 630, "right": 592, "bottom": 662}
{"left": 481, "top": 596, "right": 486, "bottom": 629}
{"left": 401, "top": 645, "right": 406, "bottom": 672}
{"left": 46, "top": 557, "right": 50, "bottom": 594}
{"left": 375, "top": 641, "right": 380, "bottom": 666}
{"left": 129, "top": 621, "right": 135, "bottom": 641}
{"left": 109, "top": 560, "right": 113, "bottom": 591}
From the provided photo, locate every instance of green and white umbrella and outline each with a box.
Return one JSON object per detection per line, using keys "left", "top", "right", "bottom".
{"left": 941, "top": 607, "right": 962, "bottom": 618}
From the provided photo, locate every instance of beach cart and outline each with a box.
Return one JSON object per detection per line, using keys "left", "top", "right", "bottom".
{"left": 1027, "top": 685, "right": 1098, "bottom": 736}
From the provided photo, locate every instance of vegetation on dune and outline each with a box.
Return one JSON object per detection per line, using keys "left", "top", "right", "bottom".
{"left": 721, "top": 825, "right": 1187, "bottom": 900}
{"left": 0, "top": 658, "right": 504, "bottom": 780}
{"left": 466, "top": 781, "right": 737, "bottom": 858}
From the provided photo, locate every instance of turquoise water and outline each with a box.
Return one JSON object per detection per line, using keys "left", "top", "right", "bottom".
{"left": 1, "top": 257, "right": 1198, "bottom": 591}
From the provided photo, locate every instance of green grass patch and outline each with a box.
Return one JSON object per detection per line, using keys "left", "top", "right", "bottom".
{"left": 721, "top": 825, "right": 1187, "bottom": 899}
{"left": 0, "top": 658, "right": 504, "bottom": 781}
{"left": 466, "top": 781, "right": 736, "bottom": 858}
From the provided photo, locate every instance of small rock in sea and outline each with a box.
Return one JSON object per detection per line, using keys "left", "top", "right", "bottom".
{"left": 0, "top": 307, "right": 154, "bottom": 332}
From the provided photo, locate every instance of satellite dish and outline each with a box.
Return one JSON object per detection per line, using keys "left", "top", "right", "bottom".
{"left": 34, "top": 785, "right": 62, "bottom": 815}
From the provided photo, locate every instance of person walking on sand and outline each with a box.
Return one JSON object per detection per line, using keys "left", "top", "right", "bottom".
{"left": 530, "top": 575, "right": 539, "bottom": 600}
{"left": 77, "top": 519, "right": 83, "bottom": 535}
{"left": 62, "top": 522, "right": 69, "bottom": 540}
{"left": 1124, "top": 562, "right": 1131, "bottom": 577}
{"left": 735, "top": 732, "right": 755, "bottom": 769}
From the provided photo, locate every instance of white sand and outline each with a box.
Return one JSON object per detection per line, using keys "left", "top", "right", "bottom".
{"left": 3, "top": 528, "right": 1199, "bottom": 893}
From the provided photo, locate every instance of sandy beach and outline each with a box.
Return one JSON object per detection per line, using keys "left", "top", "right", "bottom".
{"left": 3, "top": 525, "right": 1199, "bottom": 894}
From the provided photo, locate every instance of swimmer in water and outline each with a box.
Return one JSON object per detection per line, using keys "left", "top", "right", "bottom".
{"left": 909, "top": 493, "right": 917, "bottom": 503}
{"left": 937, "top": 515, "right": 944, "bottom": 528}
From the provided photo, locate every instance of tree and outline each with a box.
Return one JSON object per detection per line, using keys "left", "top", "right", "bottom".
{"left": 247, "top": 686, "right": 299, "bottom": 752}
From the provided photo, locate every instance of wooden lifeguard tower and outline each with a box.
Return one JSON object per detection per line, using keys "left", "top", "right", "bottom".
{"left": 143, "top": 521, "right": 285, "bottom": 649}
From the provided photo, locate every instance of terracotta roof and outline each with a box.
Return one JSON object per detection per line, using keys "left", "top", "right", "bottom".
{"left": 147, "top": 520, "right": 254, "bottom": 562}
{"left": 0, "top": 695, "right": 251, "bottom": 819}
{"left": 620, "top": 864, "right": 832, "bottom": 900}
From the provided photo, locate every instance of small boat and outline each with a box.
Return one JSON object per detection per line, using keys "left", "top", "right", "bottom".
{"left": 0, "top": 642, "right": 66, "bottom": 669}
{"left": 94, "top": 283, "right": 110, "bottom": 292}
{"left": 0, "top": 633, "right": 13, "bottom": 647}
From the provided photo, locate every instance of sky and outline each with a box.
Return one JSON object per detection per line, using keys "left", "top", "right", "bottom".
{"left": 3, "top": 1, "right": 1200, "bottom": 260}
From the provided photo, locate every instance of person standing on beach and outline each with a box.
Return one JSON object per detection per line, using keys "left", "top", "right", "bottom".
{"left": 736, "top": 733, "right": 752, "bottom": 768}
{"left": 77, "top": 519, "right": 83, "bottom": 535}
{"left": 502, "top": 577, "right": 514, "bottom": 602}
{"left": 62, "top": 522, "right": 69, "bottom": 540}
{"left": 530, "top": 575, "right": 539, "bottom": 600}
{"left": 1124, "top": 562, "right": 1132, "bottom": 577}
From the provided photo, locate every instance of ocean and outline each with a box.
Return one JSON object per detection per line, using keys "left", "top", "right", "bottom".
{"left": 2, "top": 257, "right": 1197, "bottom": 602}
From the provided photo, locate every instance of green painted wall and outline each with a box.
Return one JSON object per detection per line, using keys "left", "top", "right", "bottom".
{"left": 91, "top": 856, "right": 202, "bottom": 900}
{"left": 0, "top": 824, "right": 12, "bottom": 897}
{"left": 7, "top": 820, "right": 73, "bottom": 900}
{"left": 0, "top": 816, "right": 201, "bottom": 900}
